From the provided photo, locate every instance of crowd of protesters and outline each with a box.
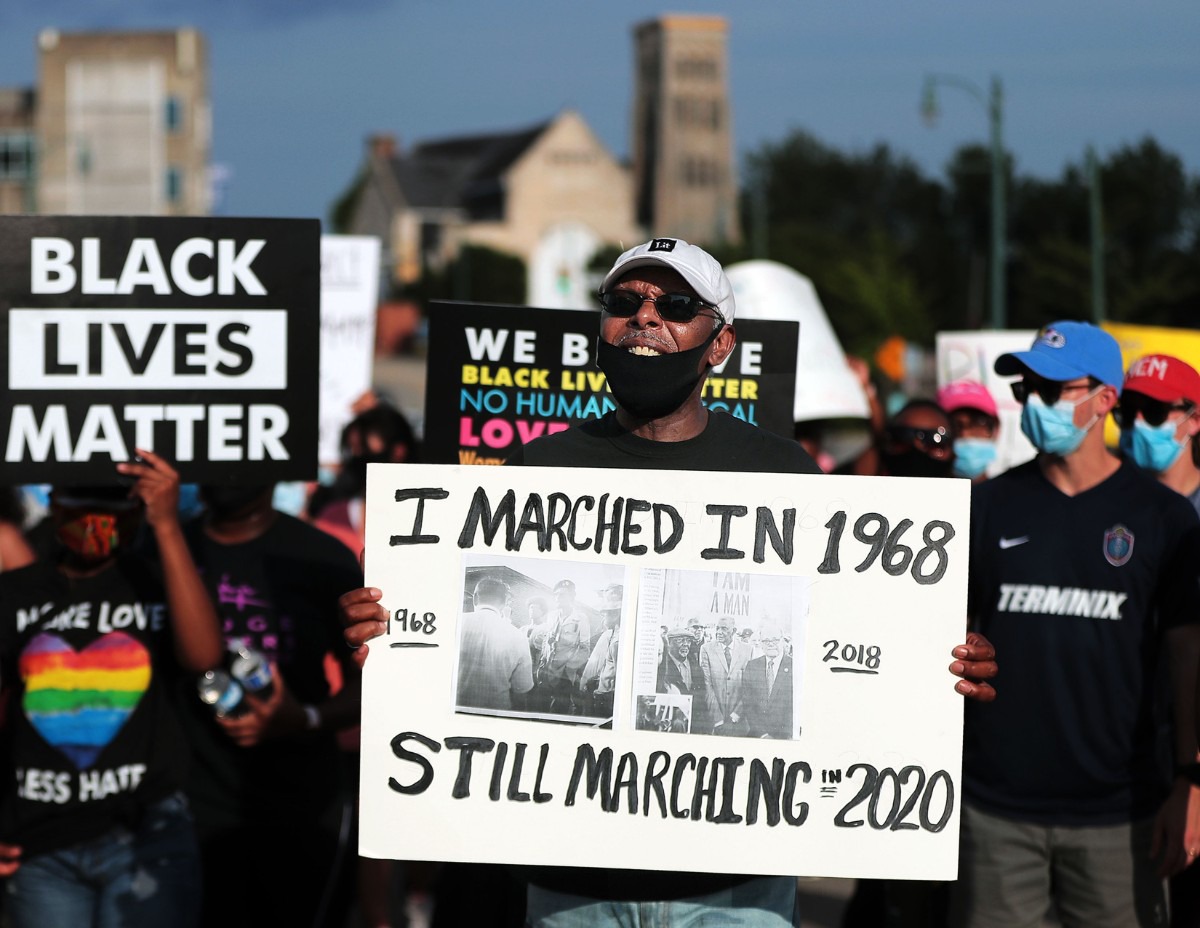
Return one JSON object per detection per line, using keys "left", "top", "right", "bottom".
{"left": 1, "top": 235, "right": 1199, "bottom": 928}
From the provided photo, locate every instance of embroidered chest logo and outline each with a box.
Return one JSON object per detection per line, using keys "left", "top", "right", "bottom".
{"left": 1103, "top": 524, "right": 1134, "bottom": 567}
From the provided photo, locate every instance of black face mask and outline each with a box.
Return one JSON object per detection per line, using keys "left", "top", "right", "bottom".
{"left": 595, "top": 325, "right": 723, "bottom": 421}
{"left": 880, "top": 448, "right": 955, "bottom": 479}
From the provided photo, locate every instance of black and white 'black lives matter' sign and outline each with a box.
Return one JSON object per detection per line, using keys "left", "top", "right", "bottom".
{"left": 0, "top": 216, "right": 320, "bottom": 484}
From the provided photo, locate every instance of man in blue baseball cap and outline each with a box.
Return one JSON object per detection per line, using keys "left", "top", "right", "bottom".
{"left": 954, "top": 321, "right": 1200, "bottom": 927}
{"left": 994, "top": 320, "right": 1125, "bottom": 463}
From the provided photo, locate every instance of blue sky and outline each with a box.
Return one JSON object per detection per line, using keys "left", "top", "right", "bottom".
{"left": 2, "top": 1, "right": 1197, "bottom": 223}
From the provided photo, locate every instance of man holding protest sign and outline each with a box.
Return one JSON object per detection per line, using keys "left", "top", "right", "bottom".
{"left": 955, "top": 322, "right": 1200, "bottom": 928}
{"left": 342, "top": 238, "right": 998, "bottom": 927}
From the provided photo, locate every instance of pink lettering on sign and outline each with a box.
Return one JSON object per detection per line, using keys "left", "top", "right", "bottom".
{"left": 459, "top": 418, "right": 571, "bottom": 448}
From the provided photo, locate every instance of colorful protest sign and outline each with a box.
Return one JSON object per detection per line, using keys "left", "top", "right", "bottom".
{"left": 0, "top": 215, "right": 320, "bottom": 483}
{"left": 359, "top": 463, "right": 969, "bottom": 879}
{"left": 422, "top": 302, "right": 798, "bottom": 465}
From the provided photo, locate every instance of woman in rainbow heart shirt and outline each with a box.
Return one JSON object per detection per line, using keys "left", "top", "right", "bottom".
{"left": 0, "top": 450, "right": 222, "bottom": 928}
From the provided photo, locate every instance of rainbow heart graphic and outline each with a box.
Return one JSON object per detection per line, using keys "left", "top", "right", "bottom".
{"left": 20, "top": 632, "right": 151, "bottom": 769}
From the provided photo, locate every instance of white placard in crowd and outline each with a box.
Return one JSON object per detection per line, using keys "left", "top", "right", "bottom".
{"left": 319, "top": 235, "right": 380, "bottom": 465}
{"left": 727, "top": 260, "right": 871, "bottom": 422}
{"left": 936, "top": 330, "right": 1038, "bottom": 478}
{"left": 358, "top": 463, "right": 970, "bottom": 880}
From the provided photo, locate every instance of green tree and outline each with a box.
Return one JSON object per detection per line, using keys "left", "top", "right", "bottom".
{"left": 1100, "top": 139, "right": 1200, "bottom": 326}
{"left": 743, "top": 128, "right": 1200, "bottom": 344}
{"left": 743, "top": 129, "right": 946, "bottom": 356}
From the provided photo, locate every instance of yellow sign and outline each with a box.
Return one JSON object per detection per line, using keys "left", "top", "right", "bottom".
{"left": 1102, "top": 321, "right": 1200, "bottom": 445}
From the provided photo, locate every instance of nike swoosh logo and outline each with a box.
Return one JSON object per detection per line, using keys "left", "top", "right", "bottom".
{"left": 999, "top": 536, "right": 1030, "bottom": 549}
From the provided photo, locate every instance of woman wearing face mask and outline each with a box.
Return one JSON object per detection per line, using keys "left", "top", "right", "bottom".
{"left": 937, "top": 380, "right": 1001, "bottom": 482}
{"left": 1117, "top": 354, "right": 1200, "bottom": 513}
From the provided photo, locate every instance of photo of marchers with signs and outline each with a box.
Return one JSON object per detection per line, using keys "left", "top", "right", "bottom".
{"left": 454, "top": 555, "right": 627, "bottom": 725}
{"left": 633, "top": 567, "right": 807, "bottom": 739}
{"left": 635, "top": 693, "right": 691, "bottom": 734}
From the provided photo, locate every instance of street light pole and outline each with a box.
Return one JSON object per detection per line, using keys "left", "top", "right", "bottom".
{"left": 921, "top": 73, "right": 1007, "bottom": 329}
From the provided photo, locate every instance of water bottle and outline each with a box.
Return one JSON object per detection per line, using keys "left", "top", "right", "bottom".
{"left": 228, "top": 641, "right": 274, "bottom": 698}
{"left": 197, "top": 668, "right": 247, "bottom": 718}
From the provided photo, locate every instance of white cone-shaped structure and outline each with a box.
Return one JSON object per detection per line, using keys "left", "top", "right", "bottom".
{"left": 726, "top": 260, "right": 869, "bottom": 421}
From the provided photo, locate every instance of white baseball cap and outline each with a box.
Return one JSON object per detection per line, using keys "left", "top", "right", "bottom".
{"left": 601, "top": 238, "right": 736, "bottom": 324}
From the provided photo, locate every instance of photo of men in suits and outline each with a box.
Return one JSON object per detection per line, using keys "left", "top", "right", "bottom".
{"left": 700, "top": 615, "right": 752, "bottom": 736}
{"left": 741, "top": 621, "right": 794, "bottom": 739}
{"left": 628, "top": 568, "right": 808, "bottom": 741}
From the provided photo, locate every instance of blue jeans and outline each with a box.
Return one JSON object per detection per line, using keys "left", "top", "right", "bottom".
{"left": 526, "top": 875, "right": 799, "bottom": 927}
{"left": 4, "top": 791, "right": 202, "bottom": 928}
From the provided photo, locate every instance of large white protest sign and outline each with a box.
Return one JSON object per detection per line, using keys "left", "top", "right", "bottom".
{"left": 360, "top": 463, "right": 969, "bottom": 880}
{"left": 319, "top": 235, "right": 380, "bottom": 465}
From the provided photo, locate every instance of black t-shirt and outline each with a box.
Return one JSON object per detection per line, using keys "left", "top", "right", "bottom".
{"left": 510, "top": 410, "right": 822, "bottom": 476}
{"left": 0, "top": 557, "right": 189, "bottom": 856}
{"left": 511, "top": 410, "right": 819, "bottom": 899}
{"left": 964, "top": 458, "right": 1200, "bottom": 825}
{"left": 177, "top": 514, "right": 363, "bottom": 836}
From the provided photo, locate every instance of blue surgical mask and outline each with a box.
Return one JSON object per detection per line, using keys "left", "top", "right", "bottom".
{"left": 952, "top": 438, "right": 997, "bottom": 479}
{"left": 1020, "top": 390, "right": 1101, "bottom": 456}
{"left": 1119, "top": 418, "right": 1186, "bottom": 473}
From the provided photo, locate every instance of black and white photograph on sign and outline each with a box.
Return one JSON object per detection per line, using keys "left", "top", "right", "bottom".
{"left": 635, "top": 694, "right": 692, "bottom": 734}
{"left": 455, "top": 554, "right": 628, "bottom": 726}
{"left": 633, "top": 567, "right": 808, "bottom": 740}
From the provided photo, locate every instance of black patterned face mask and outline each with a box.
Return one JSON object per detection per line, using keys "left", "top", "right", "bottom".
{"left": 595, "top": 325, "right": 722, "bottom": 421}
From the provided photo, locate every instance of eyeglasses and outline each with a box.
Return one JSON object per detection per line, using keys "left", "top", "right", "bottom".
{"left": 1114, "top": 392, "right": 1194, "bottom": 429}
{"left": 883, "top": 425, "right": 949, "bottom": 453}
{"left": 1010, "top": 378, "right": 1097, "bottom": 406}
{"left": 598, "top": 289, "right": 722, "bottom": 324}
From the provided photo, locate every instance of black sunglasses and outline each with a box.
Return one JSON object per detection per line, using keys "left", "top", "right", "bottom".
{"left": 1114, "top": 393, "right": 1194, "bottom": 429}
{"left": 598, "top": 289, "right": 721, "bottom": 324}
{"left": 884, "top": 425, "right": 949, "bottom": 453}
{"left": 1010, "top": 378, "right": 1098, "bottom": 407}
